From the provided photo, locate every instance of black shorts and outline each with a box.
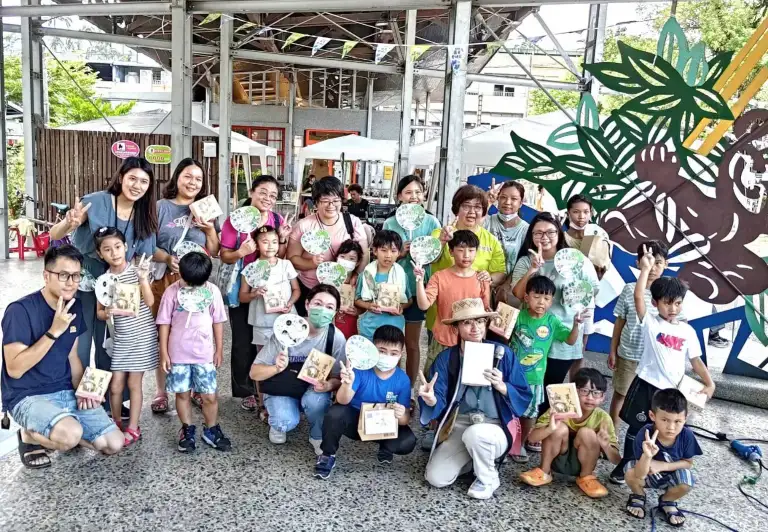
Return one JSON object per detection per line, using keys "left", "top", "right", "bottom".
{"left": 619, "top": 377, "right": 660, "bottom": 434}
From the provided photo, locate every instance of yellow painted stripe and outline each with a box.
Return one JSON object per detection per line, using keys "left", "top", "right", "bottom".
{"left": 696, "top": 67, "right": 768, "bottom": 155}
{"left": 714, "top": 15, "right": 768, "bottom": 91}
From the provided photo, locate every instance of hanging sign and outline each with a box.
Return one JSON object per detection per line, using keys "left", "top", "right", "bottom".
{"left": 449, "top": 45, "right": 466, "bottom": 74}
{"left": 312, "top": 37, "right": 332, "bottom": 56}
{"left": 145, "top": 145, "right": 172, "bottom": 165}
{"left": 342, "top": 41, "right": 357, "bottom": 59}
{"left": 111, "top": 140, "right": 140, "bottom": 159}
{"left": 383, "top": 166, "right": 394, "bottom": 181}
{"left": 375, "top": 44, "right": 396, "bottom": 65}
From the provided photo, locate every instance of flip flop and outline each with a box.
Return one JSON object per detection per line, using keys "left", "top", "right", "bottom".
{"left": 17, "top": 431, "right": 51, "bottom": 469}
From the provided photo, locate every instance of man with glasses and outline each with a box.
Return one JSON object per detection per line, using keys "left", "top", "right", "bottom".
{"left": 520, "top": 368, "right": 621, "bottom": 499}
{"left": 421, "top": 298, "right": 531, "bottom": 499}
{"left": 1, "top": 245, "right": 123, "bottom": 469}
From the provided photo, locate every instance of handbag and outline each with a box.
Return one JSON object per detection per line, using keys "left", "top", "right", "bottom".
{"left": 259, "top": 325, "right": 336, "bottom": 399}
{"left": 216, "top": 232, "right": 243, "bottom": 308}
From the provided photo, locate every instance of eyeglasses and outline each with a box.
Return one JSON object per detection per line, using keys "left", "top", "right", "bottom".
{"left": 459, "top": 318, "right": 487, "bottom": 328}
{"left": 318, "top": 199, "right": 342, "bottom": 207}
{"left": 533, "top": 230, "right": 558, "bottom": 240}
{"left": 577, "top": 388, "right": 605, "bottom": 398}
{"left": 459, "top": 203, "right": 483, "bottom": 213}
{"left": 256, "top": 191, "right": 278, "bottom": 201}
{"left": 46, "top": 270, "right": 81, "bottom": 283}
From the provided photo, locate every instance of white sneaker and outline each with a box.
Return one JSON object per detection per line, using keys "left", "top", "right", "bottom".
{"left": 309, "top": 438, "right": 323, "bottom": 456}
{"left": 467, "top": 477, "right": 500, "bottom": 500}
{"left": 269, "top": 427, "right": 286, "bottom": 444}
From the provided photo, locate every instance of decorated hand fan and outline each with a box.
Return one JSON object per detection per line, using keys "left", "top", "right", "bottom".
{"left": 230, "top": 206, "right": 262, "bottom": 233}
{"left": 583, "top": 223, "right": 609, "bottom": 240}
{"left": 301, "top": 229, "right": 331, "bottom": 255}
{"left": 79, "top": 269, "right": 96, "bottom": 293}
{"left": 95, "top": 272, "right": 119, "bottom": 307}
{"left": 395, "top": 203, "right": 426, "bottom": 232}
{"left": 316, "top": 262, "right": 347, "bottom": 288}
{"left": 241, "top": 259, "right": 271, "bottom": 287}
{"left": 554, "top": 248, "right": 586, "bottom": 279}
{"left": 273, "top": 314, "right": 310, "bottom": 347}
{"left": 175, "top": 240, "right": 206, "bottom": 259}
{"left": 178, "top": 285, "right": 214, "bottom": 313}
{"left": 345, "top": 335, "right": 380, "bottom": 370}
{"left": 562, "top": 278, "right": 595, "bottom": 311}
{"left": 409, "top": 235, "right": 442, "bottom": 265}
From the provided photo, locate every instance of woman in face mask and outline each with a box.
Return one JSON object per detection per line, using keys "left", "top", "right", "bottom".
{"left": 420, "top": 298, "right": 531, "bottom": 500}
{"left": 250, "top": 285, "right": 348, "bottom": 456}
{"left": 382, "top": 175, "right": 442, "bottom": 389}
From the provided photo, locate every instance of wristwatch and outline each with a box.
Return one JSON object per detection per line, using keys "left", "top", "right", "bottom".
{"left": 45, "top": 331, "right": 60, "bottom": 341}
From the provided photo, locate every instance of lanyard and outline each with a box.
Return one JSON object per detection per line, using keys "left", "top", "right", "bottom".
{"left": 113, "top": 196, "right": 136, "bottom": 248}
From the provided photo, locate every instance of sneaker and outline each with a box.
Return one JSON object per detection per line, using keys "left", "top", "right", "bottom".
{"left": 314, "top": 454, "right": 336, "bottom": 480}
{"left": 309, "top": 438, "right": 323, "bottom": 456}
{"left": 511, "top": 447, "right": 529, "bottom": 463}
{"left": 576, "top": 474, "right": 609, "bottom": 498}
{"left": 202, "top": 424, "right": 232, "bottom": 451}
{"left": 178, "top": 424, "right": 196, "bottom": 453}
{"left": 421, "top": 429, "right": 435, "bottom": 451}
{"left": 525, "top": 440, "right": 542, "bottom": 453}
{"left": 467, "top": 477, "right": 500, "bottom": 500}
{"left": 269, "top": 427, "right": 287, "bottom": 444}
{"left": 708, "top": 335, "right": 729, "bottom": 348}
{"left": 609, "top": 462, "right": 626, "bottom": 485}
{"left": 520, "top": 467, "right": 553, "bottom": 487}
{"left": 377, "top": 448, "right": 394, "bottom": 464}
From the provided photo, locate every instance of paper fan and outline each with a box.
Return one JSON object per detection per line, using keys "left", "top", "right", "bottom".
{"left": 562, "top": 278, "right": 595, "bottom": 311}
{"left": 409, "top": 236, "right": 442, "bottom": 265}
{"left": 79, "top": 269, "right": 96, "bottom": 293}
{"left": 395, "top": 203, "right": 426, "bottom": 231}
{"left": 554, "top": 248, "right": 586, "bottom": 279}
{"left": 94, "top": 273, "right": 119, "bottom": 307}
{"left": 273, "top": 314, "right": 310, "bottom": 347}
{"left": 241, "top": 259, "right": 272, "bottom": 287}
{"left": 316, "top": 262, "right": 347, "bottom": 288}
{"left": 178, "top": 285, "right": 214, "bottom": 313}
{"left": 301, "top": 229, "right": 331, "bottom": 255}
{"left": 175, "top": 241, "right": 206, "bottom": 259}
{"left": 230, "top": 206, "right": 262, "bottom": 233}
{"left": 345, "top": 335, "right": 380, "bottom": 370}
{"left": 584, "top": 223, "right": 609, "bottom": 240}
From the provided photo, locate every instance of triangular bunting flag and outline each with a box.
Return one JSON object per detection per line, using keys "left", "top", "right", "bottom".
{"left": 342, "top": 41, "right": 358, "bottom": 59}
{"left": 486, "top": 42, "right": 501, "bottom": 55}
{"left": 312, "top": 37, "right": 332, "bottom": 56}
{"left": 375, "top": 43, "right": 396, "bottom": 64}
{"left": 201, "top": 13, "right": 221, "bottom": 25}
{"left": 410, "top": 44, "right": 431, "bottom": 61}
{"left": 256, "top": 26, "right": 273, "bottom": 36}
{"left": 282, "top": 32, "right": 307, "bottom": 50}
{"left": 237, "top": 22, "right": 257, "bottom": 33}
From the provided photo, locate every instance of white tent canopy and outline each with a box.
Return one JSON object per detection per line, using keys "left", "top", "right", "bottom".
{"left": 295, "top": 134, "right": 399, "bottom": 184}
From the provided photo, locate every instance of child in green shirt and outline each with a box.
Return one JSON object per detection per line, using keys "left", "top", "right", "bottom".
{"left": 510, "top": 275, "right": 582, "bottom": 463}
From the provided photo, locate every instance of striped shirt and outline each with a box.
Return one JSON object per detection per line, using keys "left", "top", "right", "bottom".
{"left": 110, "top": 265, "right": 159, "bottom": 372}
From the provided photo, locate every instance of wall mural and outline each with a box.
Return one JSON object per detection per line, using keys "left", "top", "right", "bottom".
{"left": 489, "top": 17, "right": 768, "bottom": 379}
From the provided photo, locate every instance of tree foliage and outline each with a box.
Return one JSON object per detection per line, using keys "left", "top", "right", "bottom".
{"left": 3, "top": 54, "right": 135, "bottom": 127}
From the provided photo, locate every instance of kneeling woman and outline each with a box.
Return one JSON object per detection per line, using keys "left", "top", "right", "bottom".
{"left": 420, "top": 298, "right": 531, "bottom": 500}
{"left": 250, "top": 284, "right": 347, "bottom": 456}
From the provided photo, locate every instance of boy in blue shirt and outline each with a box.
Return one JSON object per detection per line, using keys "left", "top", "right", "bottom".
{"left": 314, "top": 325, "right": 416, "bottom": 479}
{"left": 625, "top": 389, "right": 702, "bottom": 527}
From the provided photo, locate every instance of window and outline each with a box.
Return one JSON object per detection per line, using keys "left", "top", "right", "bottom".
{"left": 152, "top": 70, "right": 162, "bottom": 84}
{"left": 493, "top": 85, "right": 515, "bottom": 97}
{"left": 227, "top": 125, "right": 285, "bottom": 176}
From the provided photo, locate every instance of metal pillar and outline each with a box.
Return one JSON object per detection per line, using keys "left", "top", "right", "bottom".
{"left": 423, "top": 91, "right": 431, "bottom": 143}
{"left": 21, "top": 0, "right": 44, "bottom": 218}
{"left": 170, "top": 0, "right": 190, "bottom": 169}
{"left": 397, "top": 10, "right": 417, "bottom": 178}
{"left": 309, "top": 70, "right": 313, "bottom": 107}
{"left": 0, "top": 22, "right": 8, "bottom": 259}
{"left": 218, "top": 14, "right": 233, "bottom": 218}
{"left": 583, "top": 4, "right": 607, "bottom": 99}
{"left": 436, "top": 0, "right": 470, "bottom": 222}
{"left": 182, "top": 10, "right": 193, "bottom": 156}
{"left": 352, "top": 71, "right": 357, "bottom": 110}
{"left": 365, "top": 77, "right": 374, "bottom": 186}
{"left": 286, "top": 77, "right": 296, "bottom": 181}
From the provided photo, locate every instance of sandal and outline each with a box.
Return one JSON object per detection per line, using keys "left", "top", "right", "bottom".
{"left": 191, "top": 393, "right": 203, "bottom": 409}
{"left": 658, "top": 498, "right": 686, "bottom": 527}
{"left": 626, "top": 493, "right": 647, "bottom": 519}
{"left": 151, "top": 394, "right": 168, "bottom": 414}
{"left": 123, "top": 427, "right": 141, "bottom": 447}
{"left": 241, "top": 395, "right": 258, "bottom": 411}
{"left": 17, "top": 431, "right": 51, "bottom": 469}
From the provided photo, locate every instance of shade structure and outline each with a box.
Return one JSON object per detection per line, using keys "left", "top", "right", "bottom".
{"left": 295, "top": 134, "right": 399, "bottom": 184}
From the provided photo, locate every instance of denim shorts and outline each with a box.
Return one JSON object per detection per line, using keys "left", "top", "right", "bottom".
{"left": 11, "top": 389, "right": 118, "bottom": 443}
{"left": 403, "top": 303, "right": 426, "bottom": 323}
{"left": 166, "top": 363, "right": 217, "bottom": 394}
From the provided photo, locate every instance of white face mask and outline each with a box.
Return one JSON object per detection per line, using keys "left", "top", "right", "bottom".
{"left": 337, "top": 258, "right": 357, "bottom": 272}
{"left": 376, "top": 355, "right": 401, "bottom": 372}
{"left": 569, "top": 218, "right": 588, "bottom": 231}
{"left": 498, "top": 212, "right": 519, "bottom": 222}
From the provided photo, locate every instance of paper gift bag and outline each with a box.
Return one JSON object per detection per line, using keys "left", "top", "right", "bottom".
{"left": 581, "top": 235, "right": 611, "bottom": 269}
{"left": 264, "top": 285, "right": 288, "bottom": 314}
{"left": 677, "top": 375, "right": 708, "bottom": 413}
{"left": 358, "top": 403, "right": 398, "bottom": 441}
{"left": 488, "top": 302, "right": 520, "bottom": 340}
{"left": 111, "top": 283, "right": 140, "bottom": 317}
{"left": 340, "top": 284, "right": 355, "bottom": 311}
{"left": 190, "top": 195, "right": 223, "bottom": 222}
{"left": 75, "top": 367, "right": 113, "bottom": 401}
{"left": 545, "top": 382, "right": 583, "bottom": 419}
{"left": 297, "top": 349, "right": 336, "bottom": 386}
{"left": 375, "top": 283, "right": 401, "bottom": 313}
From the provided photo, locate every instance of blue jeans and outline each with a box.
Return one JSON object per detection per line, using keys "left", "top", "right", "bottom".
{"left": 263, "top": 389, "right": 332, "bottom": 440}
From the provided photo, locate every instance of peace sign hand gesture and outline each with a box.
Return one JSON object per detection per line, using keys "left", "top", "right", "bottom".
{"left": 642, "top": 429, "right": 659, "bottom": 459}
{"left": 278, "top": 213, "right": 295, "bottom": 242}
{"left": 596, "top": 420, "right": 611, "bottom": 449}
{"left": 439, "top": 216, "right": 455, "bottom": 244}
{"left": 528, "top": 243, "right": 545, "bottom": 272}
{"left": 136, "top": 254, "right": 151, "bottom": 282}
{"left": 638, "top": 244, "right": 655, "bottom": 272}
{"left": 340, "top": 359, "right": 355, "bottom": 386}
{"left": 488, "top": 178, "right": 503, "bottom": 205}
{"left": 418, "top": 371, "right": 439, "bottom": 407}
{"left": 50, "top": 297, "right": 77, "bottom": 337}
{"left": 65, "top": 197, "right": 92, "bottom": 230}
{"left": 411, "top": 260, "right": 426, "bottom": 282}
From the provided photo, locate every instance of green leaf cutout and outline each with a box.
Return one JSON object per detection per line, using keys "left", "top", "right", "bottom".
{"left": 657, "top": 17, "right": 690, "bottom": 73}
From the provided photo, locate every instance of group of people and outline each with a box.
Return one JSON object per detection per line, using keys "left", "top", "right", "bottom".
{"left": 1, "top": 158, "right": 715, "bottom": 524}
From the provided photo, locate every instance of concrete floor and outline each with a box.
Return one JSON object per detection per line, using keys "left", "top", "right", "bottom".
{"left": 1, "top": 257, "right": 767, "bottom": 532}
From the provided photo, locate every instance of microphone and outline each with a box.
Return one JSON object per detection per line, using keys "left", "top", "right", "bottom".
{"left": 493, "top": 345, "right": 505, "bottom": 369}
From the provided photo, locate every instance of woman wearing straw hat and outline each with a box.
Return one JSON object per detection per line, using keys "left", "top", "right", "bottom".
{"left": 420, "top": 298, "right": 531, "bottom": 500}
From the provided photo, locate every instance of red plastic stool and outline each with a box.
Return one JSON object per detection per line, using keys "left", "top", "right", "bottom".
{"left": 9, "top": 228, "right": 48, "bottom": 260}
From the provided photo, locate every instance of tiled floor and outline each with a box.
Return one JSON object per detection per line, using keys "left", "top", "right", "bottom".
{"left": 1, "top": 257, "right": 767, "bottom": 532}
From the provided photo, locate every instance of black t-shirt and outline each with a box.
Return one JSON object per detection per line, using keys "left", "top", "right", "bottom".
{"left": 1, "top": 291, "right": 86, "bottom": 412}
{"left": 346, "top": 198, "right": 370, "bottom": 219}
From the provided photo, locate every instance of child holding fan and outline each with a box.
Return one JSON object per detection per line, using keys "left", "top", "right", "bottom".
{"left": 94, "top": 227, "right": 157, "bottom": 447}
{"left": 334, "top": 239, "right": 363, "bottom": 338}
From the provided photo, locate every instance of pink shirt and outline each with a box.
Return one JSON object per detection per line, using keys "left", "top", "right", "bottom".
{"left": 220, "top": 210, "right": 284, "bottom": 267}
{"left": 155, "top": 281, "right": 228, "bottom": 364}
{"left": 289, "top": 213, "right": 368, "bottom": 288}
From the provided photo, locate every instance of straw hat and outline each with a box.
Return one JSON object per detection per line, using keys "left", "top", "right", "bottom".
{"left": 442, "top": 298, "right": 499, "bottom": 325}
